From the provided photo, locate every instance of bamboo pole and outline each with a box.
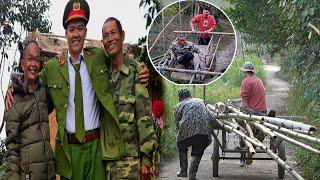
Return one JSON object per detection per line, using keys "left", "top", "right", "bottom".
{"left": 216, "top": 102, "right": 227, "bottom": 113}
{"left": 244, "top": 140, "right": 256, "bottom": 155}
{"left": 189, "top": 62, "right": 200, "bottom": 84}
{"left": 149, "top": 5, "right": 191, "bottom": 52}
{"left": 263, "top": 122, "right": 320, "bottom": 143}
{"left": 225, "top": 104, "right": 316, "bottom": 134}
{"left": 174, "top": 30, "right": 235, "bottom": 35}
{"left": 157, "top": 67, "right": 222, "bottom": 75}
{"left": 262, "top": 116, "right": 316, "bottom": 134}
{"left": 272, "top": 131, "right": 320, "bottom": 155}
{"left": 231, "top": 119, "right": 246, "bottom": 132}
{"left": 158, "top": 35, "right": 180, "bottom": 69}
{"left": 222, "top": 120, "right": 241, "bottom": 130}
{"left": 276, "top": 116, "right": 308, "bottom": 121}
{"left": 214, "top": 112, "right": 316, "bottom": 134}
{"left": 216, "top": 119, "right": 304, "bottom": 180}
{"left": 220, "top": 120, "right": 255, "bottom": 154}
{"left": 205, "top": 36, "right": 221, "bottom": 71}
{"left": 161, "top": 11, "right": 166, "bottom": 55}
{"left": 244, "top": 120, "right": 254, "bottom": 139}
{"left": 292, "top": 129, "right": 314, "bottom": 135}
{"left": 251, "top": 121, "right": 277, "bottom": 140}
{"left": 207, "top": 104, "right": 218, "bottom": 113}
{"left": 152, "top": 55, "right": 165, "bottom": 61}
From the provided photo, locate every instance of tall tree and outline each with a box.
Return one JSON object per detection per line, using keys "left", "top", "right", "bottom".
{"left": 0, "top": 0, "right": 52, "bottom": 136}
{"left": 0, "top": 0, "right": 51, "bottom": 68}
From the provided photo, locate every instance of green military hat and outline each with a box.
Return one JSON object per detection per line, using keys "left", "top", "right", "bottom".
{"left": 63, "top": 0, "right": 90, "bottom": 29}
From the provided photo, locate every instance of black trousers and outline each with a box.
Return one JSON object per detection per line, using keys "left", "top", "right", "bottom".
{"left": 177, "top": 134, "right": 211, "bottom": 157}
{"left": 198, "top": 37, "right": 211, "bottom": 45}
{"left": 177, "top": 51, "right": 194, "bottom": 67}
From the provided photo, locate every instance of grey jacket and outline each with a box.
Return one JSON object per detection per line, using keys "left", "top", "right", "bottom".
{"left": 173, "top": 98, "right": 212, "bottom": 142}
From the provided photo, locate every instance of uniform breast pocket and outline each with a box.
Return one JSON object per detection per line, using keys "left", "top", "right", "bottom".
{"left": 47, "top": 80, "right": 64, "bottom": 107}
{"left": 95, "top": 66, "right": 109, "bottom": 79}
{"left": 118, "top": 94, "right": 136, "bottom": 124}
{"left": 47, "top": 80, "right": 62, "bottom": 90}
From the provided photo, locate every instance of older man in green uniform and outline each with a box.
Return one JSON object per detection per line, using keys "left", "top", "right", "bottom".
{"left": 101, "top": 17, "right": 157, "bottom": 179}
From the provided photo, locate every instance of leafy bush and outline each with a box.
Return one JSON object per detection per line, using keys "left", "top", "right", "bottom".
{"left": 227, "top": 0, "right": 320, "bottom": 178}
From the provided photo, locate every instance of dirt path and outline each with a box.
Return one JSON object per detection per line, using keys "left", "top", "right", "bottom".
{"left": 159, "top": 64, "right": 297, "bottom": 179}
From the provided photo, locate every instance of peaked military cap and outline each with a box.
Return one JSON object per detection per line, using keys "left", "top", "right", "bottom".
{"left": 63, "top": 0, "right": 90, "bottom": 29}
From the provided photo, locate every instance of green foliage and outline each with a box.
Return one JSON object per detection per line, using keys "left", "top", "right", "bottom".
{"left": 0, "top": 0, "right": 51, "bottom": 71}
{"left": 159, "top": 53, "right": 265, "bottom": 160}
{"left": 227, "top": 0, "right": 320, "bottom": 178}
{"left": 139, "top": 0, "right": 160, "bottom": 45}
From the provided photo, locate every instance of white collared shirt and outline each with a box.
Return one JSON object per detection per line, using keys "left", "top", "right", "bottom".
{"left": 65, "top": 50, "right": 100, "bottom": 133}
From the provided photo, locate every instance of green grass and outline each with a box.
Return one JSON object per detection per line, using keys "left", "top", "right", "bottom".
{"left": 159, "top": 53, "right": 266, "bottom": 161}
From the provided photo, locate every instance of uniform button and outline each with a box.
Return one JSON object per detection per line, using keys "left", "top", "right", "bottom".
{"left": 100, "top": 69, "right": 103, "bottom": 73}
{"left": 67, "top": 86, "right": 70, "bottom": 89}
{"left": 64, "top": 104, "right": 67, "bottom": 108}
{"left": 53, "top": 85, "right": 56, "bottom": 88}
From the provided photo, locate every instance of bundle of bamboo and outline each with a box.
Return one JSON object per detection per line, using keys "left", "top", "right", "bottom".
{"left": 207, "top": 102, "right": 320, "bottom": 180}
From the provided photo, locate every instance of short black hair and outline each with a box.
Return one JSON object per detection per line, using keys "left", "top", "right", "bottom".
{"left": 203, "top": 7, "right": 211, "bottom": 13}
{"left": 19, "top": 40, "right": 41, "bottom": 73}
{"left": 178, "top": 34, "right": 186, "bottom": 39}
{"left": 102, "top": 17, "right": 123, "bottom": 34}
{"left": 178, "top": 89, "right": 191, "bottom": 101}
{"left": 22, "top": 40, "right": 40, "bottom": 59}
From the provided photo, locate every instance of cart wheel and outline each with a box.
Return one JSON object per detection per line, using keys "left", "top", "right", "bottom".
{"left": 212, "top": 138, "right": 220, "bottom": 177}
{"left": 278, "top": 141, "right": 286, "bottom": 179}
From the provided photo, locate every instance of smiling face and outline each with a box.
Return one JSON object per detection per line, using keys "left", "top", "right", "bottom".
{"left": 22, "top": 43, "right": 41, "bottom": 81}
{"left": 101, "top": 20, "right": 125, "bottom": 58}
{"left": 65, "top": 20, "right": 87, "bottom": 57}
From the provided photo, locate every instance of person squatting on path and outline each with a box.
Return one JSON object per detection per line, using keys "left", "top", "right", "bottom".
{"left": 190, "top": 7, "right": 217, "bottom": 45}
{"left": 5, "top": 41, "right": 55, "bottom": 180}
{"left": 239, "top": 61, "right": 267, "bottom": 167}
{"left": 101, "top": 17, "right": 158, "bottom": 179}
{"left": 5, "top": 0, "right": 150, "bottom": 179}
{"left": 174, "top": 89, "right": 213, "bottom": 180}
{"left": 169, "top": 34, "right": 202, "bottom": 69}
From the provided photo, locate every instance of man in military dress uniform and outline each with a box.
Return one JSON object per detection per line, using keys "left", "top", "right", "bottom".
{"left": 101, "top": 17, "right": 158, "bottom": 179}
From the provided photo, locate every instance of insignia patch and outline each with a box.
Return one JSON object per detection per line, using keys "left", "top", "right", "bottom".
{"left": 73, "top": 2, "right": 80, "bottom": 11}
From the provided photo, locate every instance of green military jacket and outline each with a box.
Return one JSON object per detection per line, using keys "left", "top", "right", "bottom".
{"left": 40, "top": 47, "right": 125, "bottom": 179}
{"left": 109, "top": 55, "right": 157, "bottom": 166}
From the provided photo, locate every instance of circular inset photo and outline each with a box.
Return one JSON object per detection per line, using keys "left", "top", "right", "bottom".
{"left": 147, "top": 0, "right": 236, "bottom": 84}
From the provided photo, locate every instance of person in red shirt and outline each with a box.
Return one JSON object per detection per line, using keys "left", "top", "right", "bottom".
{"left": 239, "top": 61, "right": 267, "bottom": 167}
{"left": 240, "top": 61, "right": 267, "bottom": 114}
{"left": 190, "top": 7, "right": 217, "bottom": 45}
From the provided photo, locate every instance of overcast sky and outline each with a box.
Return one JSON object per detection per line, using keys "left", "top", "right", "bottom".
{"left": 0, "top": 0, "right": 148, "bottom": 138}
